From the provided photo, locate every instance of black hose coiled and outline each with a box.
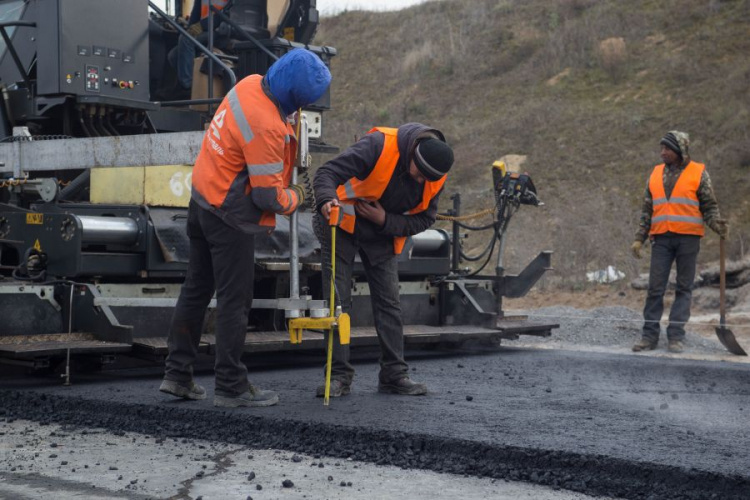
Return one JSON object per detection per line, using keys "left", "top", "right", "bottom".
{"left": 298, "top": 167, "right": 315, "bottom": 211}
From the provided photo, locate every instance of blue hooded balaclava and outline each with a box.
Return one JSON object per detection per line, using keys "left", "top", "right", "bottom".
{"left": 265, "top": 49, "right": 331, "bottom": 116}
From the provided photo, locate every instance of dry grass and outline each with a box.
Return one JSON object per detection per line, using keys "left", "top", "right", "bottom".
{"left": 597, "top": 37, "right": 628, "bottom": 81}
{"left": 315, "top": 0, "right": 750, "bottom": 287}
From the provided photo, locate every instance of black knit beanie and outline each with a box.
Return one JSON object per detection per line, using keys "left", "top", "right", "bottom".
{"left": 660, "top": 132, "right": 682, "bottom": 157}
{"left": 413, "top": 139, "right": 454, "bottom": 181}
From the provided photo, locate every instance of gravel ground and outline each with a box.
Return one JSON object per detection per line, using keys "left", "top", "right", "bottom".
{"left": 0, "top": 419, "right": 597, "bottom": 500}
{"left": 519, "top": 306, "right": 727, "bottom": 354}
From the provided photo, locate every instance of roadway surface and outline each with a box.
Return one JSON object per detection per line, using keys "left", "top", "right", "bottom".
{"left": 0, "top": 419, "right": 595, "bottom": 500}
{"left": 1, "top": 346, "right": 749, "bottom": 499}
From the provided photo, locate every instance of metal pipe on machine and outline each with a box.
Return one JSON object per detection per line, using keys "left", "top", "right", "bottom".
{"left": 78, "top": 216, "right": 139, "bottom": 245}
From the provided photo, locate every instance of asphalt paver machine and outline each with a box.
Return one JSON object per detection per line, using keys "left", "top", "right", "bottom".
{"left": 0, "top": 0, "right": 557, "bottom": 373}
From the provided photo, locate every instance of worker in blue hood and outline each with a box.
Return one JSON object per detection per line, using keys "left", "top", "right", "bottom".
{"left": 265, "top": 49, "right": 331, "bottom": 116}
{"left": 159, "top": 48, "right": 331, "bottom": 408}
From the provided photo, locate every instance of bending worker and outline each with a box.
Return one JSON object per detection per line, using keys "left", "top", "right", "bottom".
{"left": 313, "top": 123, "right": 454, "bottom": 397}
{"left": 160, "top": 49, "right": 331, "bottom": 407}
{"left": 631, "top": 131, "right": 727, "bottom": 353}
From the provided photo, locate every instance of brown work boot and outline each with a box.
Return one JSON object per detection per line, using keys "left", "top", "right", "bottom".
{"left": 668, "top": 340, "right": 684, "bottom": 353}
{"left": 378, "top": 377, "right": 427, "bottom": 396}
{"left": 632, "top": 337, "right": 658, "bottom": 352}
{"left": 315, "top": 379, "right": 351, "bottom": 398}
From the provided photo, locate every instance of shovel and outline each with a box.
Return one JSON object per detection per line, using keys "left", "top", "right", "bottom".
{"left": 715, "top": 238, "right": 747, "bottom": 356}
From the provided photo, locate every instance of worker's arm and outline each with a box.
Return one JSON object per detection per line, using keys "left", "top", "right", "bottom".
{"left": 188, "top": 0, "right": 231, "bottom": 32}
{"left": 313, "top": 133, "right": 382, "bottom": 213}
{"left": 378, "top": 189, "right": 442, "bottom": 237}
{"left": 244, "top": 127, "right": 301, "bottom": 215}
{"left": 634, "top": 181, "right": 652, "bottom": 243}
{"left": 698, "top": 169, "right": 723, "bottom": 233}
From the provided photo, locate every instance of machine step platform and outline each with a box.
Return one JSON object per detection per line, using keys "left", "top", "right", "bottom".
{"left": 495, "top": 317, "right": 559, "bottom": 339}
{"left": 0, "top": 333, "right": 131, "bottom": 359}
{"left": 131, "top": 322, "right": 559, "bottom": 357}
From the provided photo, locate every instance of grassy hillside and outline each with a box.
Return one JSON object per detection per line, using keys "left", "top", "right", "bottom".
{"left": 313, "top": 0, "right": 750, "bottom": 285}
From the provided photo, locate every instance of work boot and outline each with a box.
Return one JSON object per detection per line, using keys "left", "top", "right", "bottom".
{"left": 315, "top": 379, "right": 351, "bottom": 398}
{"left": 213, "top": 385, "right": 279, "bottom": 408}
{"left": 159, "top": 379, "right": 206, "bottom": 400}
{"left": 632, "top": 337, "right": 658, "bottom": 352}
{"left": 378, "top": 377, "right": 427, "bottom": 396}
{"left": 668, "top": 340, "right": 684, "bottom": 353}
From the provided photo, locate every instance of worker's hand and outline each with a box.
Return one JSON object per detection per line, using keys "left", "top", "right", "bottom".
{"left": 289, "top": 184, "right": 306, "bottom": 207}
{"left": 631, "top": 240, "right": 643, "bottom": 259}
{"left": 320, "top": 199, "right": 340, "bottom": 220}
{"left": 355, "top": 200, "right": 386, "bottom": 227}
{"left": 187, "top": 22, "right": 203, "bottom": 37}
{"left": 715, "top": 219, "right": 729, "bottom": 240}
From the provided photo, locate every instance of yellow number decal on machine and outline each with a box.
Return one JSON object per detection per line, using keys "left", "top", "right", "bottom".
{"left": 26, "top": 213, "right": 43, "bottom": 225}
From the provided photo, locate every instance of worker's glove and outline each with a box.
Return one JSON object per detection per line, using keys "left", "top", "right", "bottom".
{"left": 631, "top": 240, "right": 643, "bottom": 259}
{"left": 187, "top": 22, "right": 203, "bottom": 37}
{"left": 289, "top": 184, "right": 306, "bottom": 207}
{"left": 714, "top": 219, "right": 729, "bottom": 240}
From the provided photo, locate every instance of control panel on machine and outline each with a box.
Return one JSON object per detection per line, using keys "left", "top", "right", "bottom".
{"left": 84, "top": 65, "right": 99, "bottom": 92}
{"left": 76, "top": 44, "right": 138, "bottom": 93}
{"left": 37, "top": 0, "right": 149, "bottom": 102}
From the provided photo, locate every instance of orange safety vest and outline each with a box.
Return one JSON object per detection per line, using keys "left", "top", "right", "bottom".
{"left": 648, "top": 161, "right": 705, "bottom": 237}
{"left": 191, "top": 74, "right": 300, "bottom": 233}
{"left": 200, "top": 0, "right": 228, "bottom": 19}
{"left": 335, "top": 127, "right": 446, "bottom": 254}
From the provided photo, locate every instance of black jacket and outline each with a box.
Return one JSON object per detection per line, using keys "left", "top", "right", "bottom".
{"left": 314, "top": 123, "right": 446, "bottom": 263}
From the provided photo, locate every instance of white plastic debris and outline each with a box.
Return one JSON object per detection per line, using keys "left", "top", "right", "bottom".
{"left": 586, "top": 265, "right": 625, "bottom": 283}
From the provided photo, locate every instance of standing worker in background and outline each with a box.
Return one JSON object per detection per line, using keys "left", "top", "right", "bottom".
{"left": 631, "top": 131, "right": 728, "bottom": 353}
{"left": 313, "top": 123, "right": 454, "bottom": 397}
{"left": 167, "top": 0, "right": 233, "bottom": 100}
{"left": 159, "top": 49, "right": 331, "bottom": 407}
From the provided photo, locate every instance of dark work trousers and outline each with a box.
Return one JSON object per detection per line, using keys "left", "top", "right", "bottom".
{"left": 164, "top": 201, "right": 255, "bottom": 397}
{"left": 642, "top": 233, "right": 700, "bottom": 342}
{"left": 319, "top": 223, "right": 409, "bottom": 385}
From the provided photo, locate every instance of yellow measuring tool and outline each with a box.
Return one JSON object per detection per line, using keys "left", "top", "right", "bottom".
{"left": 288, "top": 205, "right": 350, "bottom": 405}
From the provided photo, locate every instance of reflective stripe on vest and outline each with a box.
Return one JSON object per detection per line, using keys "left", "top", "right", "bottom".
{"left": 648, "top": 161, "right": 705, "bottom": 237}
{"left": 201, "top": 0, "right": 228, "bottom": 19}
{"left": 335, "top": 127, "right": 446, "bottom": 255}
{"left": 226, "top": 88, "right": 253, "bottom": 144}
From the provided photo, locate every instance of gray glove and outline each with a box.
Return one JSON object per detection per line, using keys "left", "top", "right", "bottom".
{"left": 713, "top": 219, "right": 729, "bottom": 240}
{"left": 187, "top": 23, "right": 203, "bottom": 37}
{"left": 631, "top": 240, "right": 643, "bottom": 259}
{"left": 289, "top": 184, "right": 306, "bottom": 207}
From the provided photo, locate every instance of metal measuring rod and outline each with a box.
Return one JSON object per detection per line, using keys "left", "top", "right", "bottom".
{"left": 287, "top": 205, "right": 351, "bottom": 405}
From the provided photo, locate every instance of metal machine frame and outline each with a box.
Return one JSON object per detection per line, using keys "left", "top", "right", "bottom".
{"left": 0, "top": 127, "right": 557, "bottom": 371}
{"left": 0, "top": 0, "right": 556, "bottom": 374}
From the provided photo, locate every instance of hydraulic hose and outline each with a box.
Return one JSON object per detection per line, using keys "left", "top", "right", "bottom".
{"left": 57, "top": 170, "right": 91, "bottom": 202}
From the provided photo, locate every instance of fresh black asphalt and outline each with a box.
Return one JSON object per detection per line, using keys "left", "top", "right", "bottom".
{"left": 2, "top": 347, "right": 749, "bottom": 499}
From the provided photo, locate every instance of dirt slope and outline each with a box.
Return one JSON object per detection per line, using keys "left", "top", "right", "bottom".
{"left": 314, "top": 0, "right": 750, "bottom": 285}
